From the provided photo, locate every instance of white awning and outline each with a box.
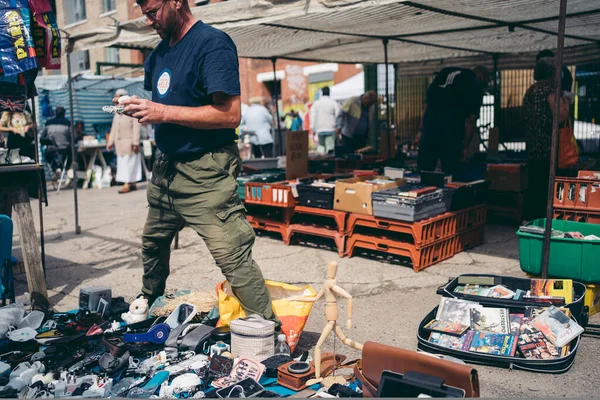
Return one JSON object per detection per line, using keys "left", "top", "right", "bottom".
{"left": 330, "top": 72, "right": 364, "bottom": 101}
{"left": 68, "top": 0, "right": 600, "bottom": 67}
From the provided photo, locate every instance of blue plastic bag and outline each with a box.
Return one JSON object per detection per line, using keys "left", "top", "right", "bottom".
{"left": 0, "top": 0, "right": 38, "bottom": 76}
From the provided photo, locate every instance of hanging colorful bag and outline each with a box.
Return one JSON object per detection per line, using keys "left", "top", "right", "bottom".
{"left": 27, "top": 0, "right": 60, "bottom": 69}
{"left": 0, "top": 0, "right": 37, "bottom": 76}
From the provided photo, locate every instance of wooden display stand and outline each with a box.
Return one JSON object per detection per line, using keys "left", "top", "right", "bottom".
{"left": 0, "top": 164, "right": 48, "bottom": 299}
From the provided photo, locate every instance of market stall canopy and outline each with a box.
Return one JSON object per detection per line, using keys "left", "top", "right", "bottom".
{"left": 330, "top": 72, "right": 364, "bottom": 101}
{"left": 68, "top": 0, "right": 600, "bottom": 69}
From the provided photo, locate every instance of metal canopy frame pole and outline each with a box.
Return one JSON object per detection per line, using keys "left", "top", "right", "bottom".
{"left": 66, "top": 50, "right": 82, "bottom": 235}
{"left": 541, "top": 0, "right": 568, "bottom": 279}
{"left": 383, "top": 39, "right": 392, "bottom": 159}
{"left": 272, "top": 57, "right": 283, "bottom": 156}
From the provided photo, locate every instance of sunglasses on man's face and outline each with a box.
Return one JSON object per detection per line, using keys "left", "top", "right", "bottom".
{"left": 143, "top": 0, "right": 168, "bottom": 20}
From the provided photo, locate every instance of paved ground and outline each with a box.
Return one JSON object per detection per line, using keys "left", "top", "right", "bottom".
{"left": 11, "top": 183, "right": 600, "bottom": 397}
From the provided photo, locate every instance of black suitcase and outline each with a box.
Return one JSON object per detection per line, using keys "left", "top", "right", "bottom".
{"left": 416, "top": 274, "right": 587, "bottom": 373}
{"left": 417, "top": 306, "right": 581, "bottom": 373}
{"left": 436, "top": 274, "right": 588, "bottom": 326}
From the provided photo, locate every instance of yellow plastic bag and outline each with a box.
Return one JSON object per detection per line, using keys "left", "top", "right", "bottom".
{"left": 216, "top": 280, "right": 316, "bottom": 352}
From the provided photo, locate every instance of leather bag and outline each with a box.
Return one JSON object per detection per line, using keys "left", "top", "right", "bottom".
{"left": 354, "top": 342, "right": 480, "bottom": 398}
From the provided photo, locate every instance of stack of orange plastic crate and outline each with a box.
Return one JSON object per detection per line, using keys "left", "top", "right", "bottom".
{"left": 243, "top": 174, "right": 487, "bottom": 271}
{"left": 553, "top": 170, "right": 600, "bottom": 224}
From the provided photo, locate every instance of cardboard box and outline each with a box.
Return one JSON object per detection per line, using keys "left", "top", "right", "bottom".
{"left": 484, "top": 164, "right": 528, "bottom": 192}
{"left": 585, "top": 283, "right": 600, "bottom": 317}
{"left": 334, "top": 175, "right": 405, "bottom": 215}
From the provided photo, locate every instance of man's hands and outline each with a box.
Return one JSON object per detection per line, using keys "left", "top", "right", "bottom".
{"left": 132, "top": 144, "right": 140, "bottom": 153}
{"left": 336, "top": 128, "right": 342, "bottom": 140}
{"left": 121, "top": 97, "right": 167, "bottom": 124}
{"left": 107, "top": 143, "right": 114, "bottom": 151}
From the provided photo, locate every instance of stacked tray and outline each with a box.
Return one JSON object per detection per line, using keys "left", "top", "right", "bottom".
{"left": 372, "top": 185, "right": 454, "bottom": 222}
{"left": 237, "top": 170, "right": 286, "bottom": 200}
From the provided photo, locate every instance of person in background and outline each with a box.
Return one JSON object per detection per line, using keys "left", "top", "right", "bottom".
{"left": 310, "top": 86, "right": 339, "bottom": 155}
{"left": 417, "top": 66, "right": 489, "bottom": 176}
{"left": 289, "top": 110, "right": 303, "bottom": 131}
{"left": 107, "top": 89, "right": 142, "bottom": 194}
{"left": 523, "top": 53, "right": 569, "bottom": 220}
{"left": 41, "top": 106, "right": 72, "bottom": 182}
{"left": 241, "top": 97, "right": 273, "bottom": 158}
{"left": 336, "top": 90, "right": 377, "bottom": 155}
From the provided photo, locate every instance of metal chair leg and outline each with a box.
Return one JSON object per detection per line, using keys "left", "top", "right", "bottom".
{"left": 56, "top": 157, "right": 68, "bottom": 194}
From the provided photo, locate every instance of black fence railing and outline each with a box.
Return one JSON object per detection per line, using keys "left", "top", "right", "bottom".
{"left": 392, "top": 63, "right": 600, "bottom": 155}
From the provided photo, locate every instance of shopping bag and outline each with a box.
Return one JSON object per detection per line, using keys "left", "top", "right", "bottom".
{"left": 216, "top": 280, "right": 316, "bottom": 352}
{"left": 27, "top": 0, "right": 61, "bottom": 69}
{"left": 558, "top": 118, "right": 579, "bottom": 169}
{"left": 0, "top": 0, "right": 38, "bottom": 76}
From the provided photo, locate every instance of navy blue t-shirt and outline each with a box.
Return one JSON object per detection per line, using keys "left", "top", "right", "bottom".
{"left": 144, "top": 21, "right": 241, "bottom": 155}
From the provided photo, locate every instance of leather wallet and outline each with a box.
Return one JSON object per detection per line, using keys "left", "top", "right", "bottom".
{"left": 354, "top": 342, "right": 480, "bottom": 398}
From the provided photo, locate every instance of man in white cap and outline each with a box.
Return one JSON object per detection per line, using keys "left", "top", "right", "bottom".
{"left": 107, "top": 89, "right": 142, "bottom": 194}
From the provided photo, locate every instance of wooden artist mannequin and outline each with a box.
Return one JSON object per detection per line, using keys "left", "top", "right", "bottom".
{"left": 295, "top": 261, "right": 363, "bottom": 380}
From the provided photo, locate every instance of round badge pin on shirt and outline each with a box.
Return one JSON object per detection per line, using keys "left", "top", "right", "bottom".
{"left": 157, "top": 69, "right": 172, "bottom": 98}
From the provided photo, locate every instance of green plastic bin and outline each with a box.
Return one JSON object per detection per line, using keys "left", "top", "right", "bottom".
{"left": 517, "top": 218, "right": 600, "bottom": 283}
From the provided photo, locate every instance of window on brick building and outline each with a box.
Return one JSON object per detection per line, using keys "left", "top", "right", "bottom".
{"left": 64, "top": 0, "right": 86, "bottom": 25}
{"left": 103, "top": 0, "right": 116, "bottom": 13}
{"left": 106, "top": 48, "right": 120, "bottom": 64}
{"left": 70, "top": 50, "right": 90, "bottom": 73}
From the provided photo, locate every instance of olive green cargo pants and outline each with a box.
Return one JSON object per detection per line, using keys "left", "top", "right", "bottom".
{"left": 141, "top": 144, "right": 279, "bottom": 327}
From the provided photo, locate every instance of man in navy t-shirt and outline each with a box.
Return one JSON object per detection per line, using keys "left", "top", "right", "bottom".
{"left": 118, "top": 0, "right": 279, "bottom": 328}
{"left": 417, "top": 66, "right": 489, "bottom": 176}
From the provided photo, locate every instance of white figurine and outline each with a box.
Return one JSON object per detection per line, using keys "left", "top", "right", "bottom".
{"left": 121, "top": 298, "right": 149, "bottom": 325}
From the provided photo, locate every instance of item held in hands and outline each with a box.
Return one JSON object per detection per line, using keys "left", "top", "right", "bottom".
{"left": 530, "top": 306, "right": 584, "bottom": 347}
{"left": 216, "top": 377, "right": 264, "bottom": 398}
{"left": 123, "top": 323, "right": 170, "bottom": 344}
{"left": 376, "top": 370, "right": 465, "bottom": 398}
{"left": 424, "top": 320, "right": 469, "bottom": 336}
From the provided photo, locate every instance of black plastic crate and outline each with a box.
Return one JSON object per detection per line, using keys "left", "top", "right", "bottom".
{"left": 448, "top": 181, "right": 489, "bottom": 211}
{"left": 297, "top": 175, "right": 352, "bottom": 209}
